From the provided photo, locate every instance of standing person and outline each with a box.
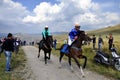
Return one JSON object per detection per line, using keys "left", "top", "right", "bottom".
{"left": 14, "top": 37, "right": 20, "bottom": 54}
{"left": 92, "top": 35, "right": 96, "bottom": 50}
{"left": 0, "top": 39, "right": 2, "bottom": 56}
{"left": 107, "top": 33, "right": 114, "bottom": 50}
{"left": 68, "top": 23, "right": 81, "bottom": 45}
{"left": 2, "top": 33, "right": 14, "bottom": 72}
{"left": 53, "top": 39, "right": 57, "bottom": 50}
{"left": 64, "top": 39, "right": 67, "bottom": 44}
{"left": 98, "top": 35, "right": 104, "bottom": 51}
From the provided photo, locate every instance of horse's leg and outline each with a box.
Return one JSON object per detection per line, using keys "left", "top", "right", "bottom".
{"left": 81, "top": 55, "right": 87, "bottom": 69}
{"left": 59, "top": 52, "right": 64, "bottom": 63}
{"left": 44, "top": 52, "right": 47, "bottom": 64}
{"left": 68, "top": 57, "right": 74, "bottom": 72}
{"left": 73, "top": 57, "right": 85, "bottom": 77}
{"left": 59, "top": 52, "right": 64, "bottom": 68}
{"left": 38, "top": 48, "right": 41, "bottom": 58}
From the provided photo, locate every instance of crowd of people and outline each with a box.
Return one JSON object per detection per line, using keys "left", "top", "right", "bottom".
{"left": 0, "top": 33, "right": 22, "bottom": 72}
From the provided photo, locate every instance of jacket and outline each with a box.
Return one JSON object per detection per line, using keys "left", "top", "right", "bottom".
{"left": 2, "top": 39, "right": 14, "bottom": 52}
{"left": 69, "top": 28, "right": 81, "bottom": 41}
{"left": 42, "top": 30, "right": 50, "bottom": 39}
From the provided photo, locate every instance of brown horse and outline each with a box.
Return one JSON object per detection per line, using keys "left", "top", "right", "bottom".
{"left": 38, "top": 35, "right": 53, "bottom": 64}
{"left": 59, "top": 31, "right": 91, "bottom": 77}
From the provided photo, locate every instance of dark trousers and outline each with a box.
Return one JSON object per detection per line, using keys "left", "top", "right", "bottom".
{"left": 109, "top": 43, "right": 112, "bottom": 50}
{"left": 93, "top": 43, "right": 96, "bottom": 49}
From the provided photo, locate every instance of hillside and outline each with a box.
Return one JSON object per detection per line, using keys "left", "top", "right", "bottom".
{"left": 87, "top": 24, "right": 120, "bottom": 35}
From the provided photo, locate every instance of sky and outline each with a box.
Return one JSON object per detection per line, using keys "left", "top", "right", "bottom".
{"left": 0, "top": 0, "right": 120, "bottom": 33}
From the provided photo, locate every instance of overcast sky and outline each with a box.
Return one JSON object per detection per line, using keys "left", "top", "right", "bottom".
{"left": 0, "top": 0, "right": 120, "bottom": 33}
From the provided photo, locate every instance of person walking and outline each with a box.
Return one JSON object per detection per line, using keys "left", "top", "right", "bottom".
{"left": 98, "top": 35, "right": 104, "bottom": 51}
{"left": 2, "top": 33, "right": 14, "bottom": 72}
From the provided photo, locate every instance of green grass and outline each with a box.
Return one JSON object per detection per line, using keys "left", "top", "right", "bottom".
{"left": 0, "top": 47, "right": 27, "bottom": 80}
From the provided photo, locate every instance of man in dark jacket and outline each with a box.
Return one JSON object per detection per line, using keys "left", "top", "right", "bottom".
{"left": 107, "top": 33, "right": 113, "bottom": 50}
{"left": 2, "top": 33, "right": 14, "bottom": 72}
{"left": 92, "top": 35, "right": 96, "bottom": 50}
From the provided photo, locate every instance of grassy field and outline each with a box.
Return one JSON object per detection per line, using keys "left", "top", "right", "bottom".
{"left": 52, "top": 24, "right": 120, "bottom": 80}
{"left": 0, "top": 47, "right": 27, "bottom": 80}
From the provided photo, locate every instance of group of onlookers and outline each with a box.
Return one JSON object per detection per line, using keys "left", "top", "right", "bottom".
{"left": 91, "top": 33, "right": 114, "bottom": 51}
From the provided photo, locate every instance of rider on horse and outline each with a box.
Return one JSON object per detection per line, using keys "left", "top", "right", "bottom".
{"left": 42, "top": 26, "right": 51, "bottom": 41}
{"left": 39, "top": 26, "right": 51, "bottom": 48}
{"left": 68, "top": 23, "right": 81, "bottom": 45}
{"left": 61, "top": 23, "right": 81, "bottom": 54}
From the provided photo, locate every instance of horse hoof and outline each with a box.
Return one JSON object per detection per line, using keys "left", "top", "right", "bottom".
{"left": 82, "top": 75, "right": 85, "bottom": 78}
{"left": 48, "top": 58, "right": 50, "bottom": 60}
{"left": 38, "top": 55, "right": 40, "bottom": 58}
{"left": 58, "top": 65, "right": 62, "bottom": 68}
{"left": 71, "top": 70, "right": 74, "bottom": 73}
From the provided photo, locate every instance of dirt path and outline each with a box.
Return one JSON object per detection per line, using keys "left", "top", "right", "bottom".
{"left": 22, "top": 46, "right": 114, "bottom": 80}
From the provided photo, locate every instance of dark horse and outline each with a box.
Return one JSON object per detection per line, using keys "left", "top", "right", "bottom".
{"left": 38, "top": 35, "right": 53, "bottom": 64}
{"left": 59, "top": 31, "right": 91, "bottom": 77}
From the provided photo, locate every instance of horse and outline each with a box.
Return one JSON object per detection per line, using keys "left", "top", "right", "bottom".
{"left": 59, "top": 31, "right": 91, "bottom": 77}
{"left": 37, "top": 35, "right": 53, "bottom": 64}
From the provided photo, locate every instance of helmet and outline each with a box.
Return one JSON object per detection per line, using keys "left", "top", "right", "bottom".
{"left": 75, "top": 23, "right": 80, "bottom": 26}
{"left": 45, "top": 26, "right": 48, "bottom": 29}
{"left": 75, "top": 23, "right": 80, "bottom": 28}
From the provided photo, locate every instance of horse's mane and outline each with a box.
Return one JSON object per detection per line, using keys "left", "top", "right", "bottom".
{"left": 78, "top": 30, "right": 85, "bottom": 36}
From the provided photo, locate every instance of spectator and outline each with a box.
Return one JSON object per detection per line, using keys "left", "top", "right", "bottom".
{"left": 64, "top": 39, "right": 67, "bottom": 44}
{"left": 106, "top": 33, "right": 114, "bottom": 50}
{"left": 14, "top": 37, "right": 20, "bottom": 54}
{"left": 2, "top": 33, "right": 14, "bottom": 72}
{"left": 53, "top": 39, "right": 57, "bottom": 50}
{"left": 92, "top": 35, "right": 96, "bottom": 50}
{"left": 98, "top": 35, "right": 104, "bottom": 51}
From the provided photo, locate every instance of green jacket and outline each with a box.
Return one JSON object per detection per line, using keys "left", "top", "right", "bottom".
{"left": 42, "top": 30, "right": 50, "bottom": 39}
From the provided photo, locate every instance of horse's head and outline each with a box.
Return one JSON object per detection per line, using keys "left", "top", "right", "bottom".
{"left": 77, "top": 31, "right": 91, "bottom": 43}
{"left": 47, "top": 35, "right": 53, "bottom": 48}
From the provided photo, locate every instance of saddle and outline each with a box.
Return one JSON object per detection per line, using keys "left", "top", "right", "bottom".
{"left": 61, "top": 44, "right": 69, "bottom": 54}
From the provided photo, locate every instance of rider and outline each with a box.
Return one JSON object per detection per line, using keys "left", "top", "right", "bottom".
{"left": 68, "top": 23, "right": 81, "bottom": 45}
{"left": 42, "top": 26, "right": 51, "bottom": 41}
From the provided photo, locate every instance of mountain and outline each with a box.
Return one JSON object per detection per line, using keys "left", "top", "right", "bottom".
{"left": 87, "top": 24, "right": 120, "bottom": 35}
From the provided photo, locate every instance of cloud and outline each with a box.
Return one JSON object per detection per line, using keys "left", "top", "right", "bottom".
{"left": 23, "top": 2, "right": 63, "bottom": 23}
{"left": 23, "top": 0, "right": 120, "bottom": 31}
{"left": 0, "top": 0, "right": 120, "bottom": 33}
{"left": 0, "top": 0, "right": 34, "bottom": 33}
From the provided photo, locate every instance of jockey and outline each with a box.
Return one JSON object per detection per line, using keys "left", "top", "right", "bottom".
{"left": 42, "top": 26, "right": 51, "bottom": 41}
{"left": 68, "top": 23, "right": 81, "bottom": 45}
